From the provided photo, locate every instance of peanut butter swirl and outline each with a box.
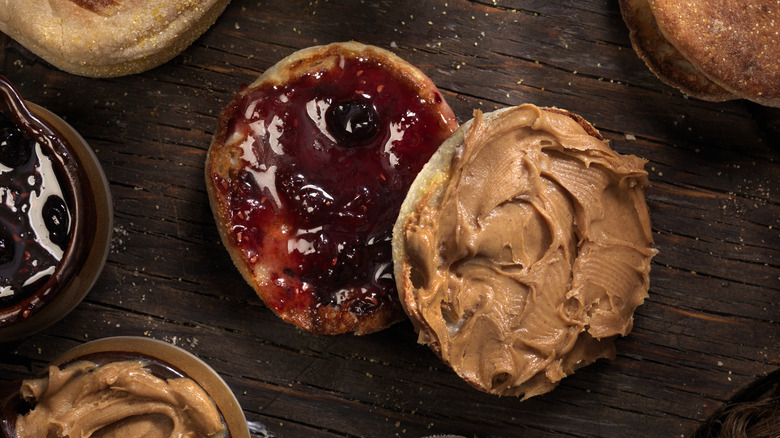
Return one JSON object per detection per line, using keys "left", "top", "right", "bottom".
{"left": 394, "top": 104, "right": 656, "bottom": 398}
{"left": 15, "top": 360, "right": 226, "bottom": 438}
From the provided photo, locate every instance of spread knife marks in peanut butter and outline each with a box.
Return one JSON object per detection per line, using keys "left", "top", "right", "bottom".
{"left": 15, "top": 360, "right": 226, "bottom": 438}
{"left": 400, "top": 104, "right": 656, "bottom": 399}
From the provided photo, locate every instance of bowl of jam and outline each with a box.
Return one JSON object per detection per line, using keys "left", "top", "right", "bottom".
{"left": 0, "top": 336, "right": 250, "bottom": 438}
{"left": 0, "top": 75, "right": 112, "bottom": 342}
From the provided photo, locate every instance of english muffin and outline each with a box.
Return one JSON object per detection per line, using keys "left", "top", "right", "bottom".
{"left": 648, "top": 0, "right": 779, "bottom": 107}
{"left": 619, "top": 0, "right": 733, "bottom": 101}
{"left": 0, "top": 0, "right": 231, "bottom": 77}
{"left": 619, "top": 0, "right": 780, "bottom": 107}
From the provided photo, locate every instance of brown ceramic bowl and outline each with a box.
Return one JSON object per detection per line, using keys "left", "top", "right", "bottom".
{"left": 0, "top": 336, "right": 250, "bottom": 438}
{"left": 0, "top": 76, "right": 112, "bottom": 342}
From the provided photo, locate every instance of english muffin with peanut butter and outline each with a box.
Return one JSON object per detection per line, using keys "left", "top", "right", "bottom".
{"left": 0, "top": 0, "right": 230, "bottom": 77}
{"left": 392, "top": 104, "right": 657, "bottom": 399}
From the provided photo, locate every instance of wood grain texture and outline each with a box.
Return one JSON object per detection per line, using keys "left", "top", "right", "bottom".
{"left": 1, "top": 0, "right": 778, "bottom": 437}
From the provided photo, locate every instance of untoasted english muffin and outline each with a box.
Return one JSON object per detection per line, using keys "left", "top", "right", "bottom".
{"left": 393, "top": 104, "right": 657, "bottom": 398}
{"left": 0, "top": 0, "right": 231, "bottom": 77}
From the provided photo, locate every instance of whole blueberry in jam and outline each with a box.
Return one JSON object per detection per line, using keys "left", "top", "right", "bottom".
{"left": 43, "top": 195, "right": 70, "bottom": 251}
{"left": 0, "top": 114, "right": 33, "bottom": 168}
{"left": 326, "top": 100, "right": 379, "bottom": 147}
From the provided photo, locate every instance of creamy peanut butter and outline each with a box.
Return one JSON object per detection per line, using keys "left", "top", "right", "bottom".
{"left": 15, "top": 360, "right": 226, "bottom": 438}
{"left": 398, "top": 104, "right": 656, "bottom": 398}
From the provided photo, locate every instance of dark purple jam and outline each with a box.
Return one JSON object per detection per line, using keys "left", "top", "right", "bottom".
{"left": 0, "top": 75, "right": 95, "bottom": 332}
{"left": 0, "top": 112, "right": 72, "bottom": 309}
{"left": 212, "top": 54, "right": 456, "bottom": 331}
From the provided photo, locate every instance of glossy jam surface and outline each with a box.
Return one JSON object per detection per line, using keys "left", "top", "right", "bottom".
{"left": 214, "top": 55, "right": 455, "bottom": 329}
{"left": 0, "top": 113, "right": 71, "bottom": 308}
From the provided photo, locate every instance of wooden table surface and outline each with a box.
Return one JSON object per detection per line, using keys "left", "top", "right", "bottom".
{"left": 1, "top": 1, "right": 778, "bottom": 437}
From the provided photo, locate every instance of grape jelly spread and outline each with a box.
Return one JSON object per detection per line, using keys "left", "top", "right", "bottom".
{"left": 0, "top": 113, "right": 71, "bottom": 301}
{"left": 207, "top": 43, "right": 457, "bottom": 334}
{"left": 0, "top": 76, "right": 91, "bottom": 327}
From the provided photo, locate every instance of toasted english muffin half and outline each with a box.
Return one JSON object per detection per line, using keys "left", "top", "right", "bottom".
{"left": 619, "top": 0, "right": 780, "bottom": 107}
{"left": 618, "top": 0, "right": 734, "bottom": 102}
{"left": 647, "top": 0, "right": 779, "bottom": 107}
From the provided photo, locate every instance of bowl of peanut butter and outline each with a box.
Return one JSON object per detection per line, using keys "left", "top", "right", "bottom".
{"left": 0, "top": 336, "right": 250, "bottom": 438}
